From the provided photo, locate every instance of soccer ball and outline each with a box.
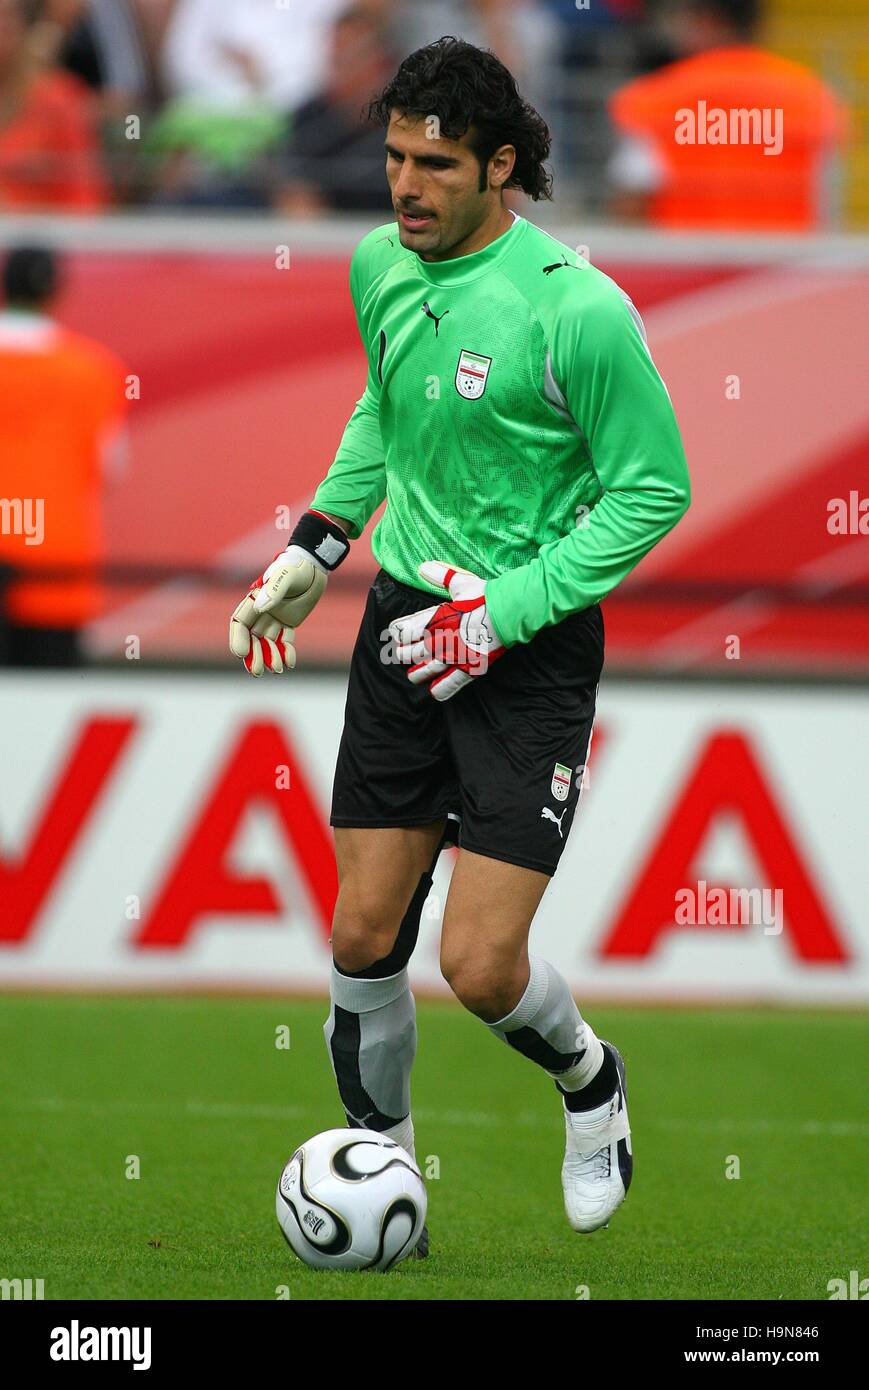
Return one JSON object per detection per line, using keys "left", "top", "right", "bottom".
{"left": 276, "top": 1128, "right": 427, "bottom": 1272}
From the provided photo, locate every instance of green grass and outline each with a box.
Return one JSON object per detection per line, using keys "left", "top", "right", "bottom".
{"left": 0, "top": 996, "right": 865, "bottom": 1300}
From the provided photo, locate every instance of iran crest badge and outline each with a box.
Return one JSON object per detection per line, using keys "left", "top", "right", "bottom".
{"left": 455, "top": 349, "right": 492, "bottom": 400}
{"left": 550, "top": 762, "right": 572, "bottom": 802}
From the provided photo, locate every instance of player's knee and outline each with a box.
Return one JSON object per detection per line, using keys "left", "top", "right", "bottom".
{"left": 331, "top": 891, "right": 401, "bottom": 973}
{"left": 441, "top": 950, "right": 513, "bottom": 1021}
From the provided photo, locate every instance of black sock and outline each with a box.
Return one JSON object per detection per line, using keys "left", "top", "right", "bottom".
{"left": 558, "top": 1043, "right": 619, "bottom": 1112}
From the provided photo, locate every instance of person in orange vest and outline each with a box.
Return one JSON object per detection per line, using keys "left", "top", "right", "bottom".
{"left": 0, "top": 0, "right": 109, "bottom": 212}
{"left": 608, "top": 0, "right": 848, "bottom": 231}
{"left": 0, "top": 245, "right": 128, "bottom": 666}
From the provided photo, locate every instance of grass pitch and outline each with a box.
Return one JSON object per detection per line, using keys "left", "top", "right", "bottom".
{"left": 0, "top": 996, "right": 864, "bottom": 1301}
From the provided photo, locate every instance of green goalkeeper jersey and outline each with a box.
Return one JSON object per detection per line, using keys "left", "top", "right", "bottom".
{"left": 310, "top": 215, "right": 690, "bottom": 647}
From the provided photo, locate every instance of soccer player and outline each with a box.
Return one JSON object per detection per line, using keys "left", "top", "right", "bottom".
{"left": 231, "top": 37, "right": 690, "bottom": 1244}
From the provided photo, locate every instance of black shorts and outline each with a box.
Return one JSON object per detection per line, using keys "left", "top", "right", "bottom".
{"left": 330, "top": 568, "right": 604, "bottom": 876}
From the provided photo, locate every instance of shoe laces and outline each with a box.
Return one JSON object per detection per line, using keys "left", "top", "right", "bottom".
{"left": 567, "top": 1092, "right": 620, "bottom": 1176}
{"left": 582, "top": 1144, "right": 612, "bottom": 1183}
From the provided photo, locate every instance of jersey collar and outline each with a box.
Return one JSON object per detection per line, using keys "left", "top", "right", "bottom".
{"left": 414, "top": 214, "right": 525, "bottom": 287}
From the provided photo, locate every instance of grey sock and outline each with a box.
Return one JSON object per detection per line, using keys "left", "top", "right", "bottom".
{"left": 486, "top": 956, "right": 604, "bottom": 1088}
{"left": 324, "top": 964, "right": 417, "bottom": 1130}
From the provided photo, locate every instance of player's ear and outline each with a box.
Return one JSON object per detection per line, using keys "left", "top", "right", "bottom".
{"left": 488, "top": 144, "right": 516, "bottom": 191}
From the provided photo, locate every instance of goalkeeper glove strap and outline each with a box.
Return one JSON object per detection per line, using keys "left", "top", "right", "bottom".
{"left": 291, "top": 509, "right": 351, "bottom": 572}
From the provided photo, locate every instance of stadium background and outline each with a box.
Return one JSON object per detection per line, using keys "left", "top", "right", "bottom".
{"left": 0, "top": 0, "right": 867, "bottom": 1302}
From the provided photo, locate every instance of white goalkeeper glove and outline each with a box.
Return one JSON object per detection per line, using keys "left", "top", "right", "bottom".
{"left": 229, "top": 510, "right": 349, "bottom": 676}
{"left": 388, "top": 560, "right": 506, "bottom": 701}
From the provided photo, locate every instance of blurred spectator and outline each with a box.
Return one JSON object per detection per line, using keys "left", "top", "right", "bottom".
{"left": 162, "top": 0, "right": 352, "bottom": 112}
{"left": 58, "top": 0, "right": 156, "bottom": 114}
{"left": 43, "top": 1, "right": 167, "bottom": 205}
{"left": 381, "top": 0, "right": 558, "bottom": 111}
{"left": 533, "top": 0, "right": 648, "bottom": 57}
{"left": 147, "top": 0, "right": 350, "bottom": 209}
{"left": 536, "top": 0, "right": 660, "bottom": 214}
{"left": 0, "top": 0, "right": 107, "bottom": 210}
{"left": 276, "top": 6, "right": 394, "bottom": 217}
{"left": 608, "top": 0, "right": 848, "bottom": 230}
{"left": 0, "top": 246, "right": 128, "bottom": 667}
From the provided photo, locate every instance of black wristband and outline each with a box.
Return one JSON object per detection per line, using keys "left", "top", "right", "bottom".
{"left": 290, "top": 509, "right": 351, "bottom": 572}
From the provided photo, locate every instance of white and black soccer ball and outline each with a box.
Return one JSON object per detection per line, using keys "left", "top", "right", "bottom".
{"left": 276, "top": 1128, "right": 427, "bottom": 1272}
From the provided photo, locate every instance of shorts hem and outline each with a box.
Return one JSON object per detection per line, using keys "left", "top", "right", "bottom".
{"left": 330, "top": 810, "right": 456, "bottom": 829}
{"left": 457, "top": 839, "right": 558, "bottom": 878}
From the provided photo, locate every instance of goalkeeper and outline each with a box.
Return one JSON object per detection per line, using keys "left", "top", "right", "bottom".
{"left": 230, "top": 37, "right": 690, "bottom": 1245}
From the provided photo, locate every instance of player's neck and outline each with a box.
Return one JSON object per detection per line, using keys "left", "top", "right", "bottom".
{"left": 421, "top": 203, "right": 515, "bottom": 263}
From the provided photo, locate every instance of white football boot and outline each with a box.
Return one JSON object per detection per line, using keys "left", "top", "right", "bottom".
{"left": 561, "top": 1041, "right": 632, "bottom": 1233}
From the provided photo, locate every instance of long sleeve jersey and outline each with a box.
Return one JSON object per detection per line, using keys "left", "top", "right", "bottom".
{"left": 311, "top": 214, "right": 690, "bottom": 647}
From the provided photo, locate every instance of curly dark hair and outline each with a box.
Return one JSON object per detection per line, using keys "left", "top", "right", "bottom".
{"left": 368, "top": 36, "right": 553, "bottom": 201}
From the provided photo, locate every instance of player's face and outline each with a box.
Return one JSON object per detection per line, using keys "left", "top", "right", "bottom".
{"left": 385, "top": 112, "right": 513, "bottom": 260}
